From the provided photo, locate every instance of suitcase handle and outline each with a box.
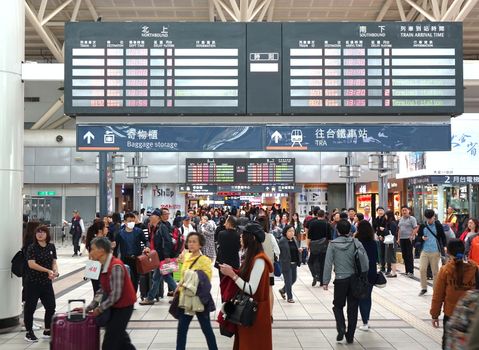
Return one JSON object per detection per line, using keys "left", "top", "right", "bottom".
{"left": 67, "top": 299, "right": 86, "bottom": 320}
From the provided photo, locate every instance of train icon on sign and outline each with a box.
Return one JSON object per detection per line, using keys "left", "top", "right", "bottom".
{"left": 291, "top": 130, "right": 303, "bottom": 147}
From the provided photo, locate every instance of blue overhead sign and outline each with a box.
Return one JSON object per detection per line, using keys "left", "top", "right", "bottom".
{"left": 265, "top": 124, "right": 451, "bottom": 152}
{"left": 76, "top": 125, "right": 263, "bottom": 152}
{"left": 76, "top": 124, "right": 450, "bottom": 152}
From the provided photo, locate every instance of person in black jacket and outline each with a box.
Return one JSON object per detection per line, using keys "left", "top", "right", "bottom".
{"left": 417, "top": 208, "right": 447, "bottom": 296}
{"left": 372, "top": 206, "right": 387, "bottom": 272}
{"left": 278, "top": 225, "right": 302, "bottom": 303}
{"left": 216, "top": 216, "right": 240, "bottom": 270}
{"left": 140, "top": 208, "right": 177, "bottom": 305}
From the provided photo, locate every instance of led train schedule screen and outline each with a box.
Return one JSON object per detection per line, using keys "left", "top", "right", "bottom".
{"left": 186, "top": 158, "right": 295, "bottom": 184}
{"left": 64, "top": 22, "right": 246, "bottom": 115}
{"left": 282, "top": 22, "right": 463, "bottom": 115}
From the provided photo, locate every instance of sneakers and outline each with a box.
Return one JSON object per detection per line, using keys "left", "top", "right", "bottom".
{"left": 42, "top": 330, "right": 51, "bottom": 339}
{"left": 287, "top": 299, "right": 295, "bottom": 303}
{"left": 312, "top": 277, "right": 317, "bottom": 287}
{"left": 359, "top": 324, "right": 369, "bottom": 331}
{"left": 139, "top": 299, "right": 155, "bottom": 305}
{"left": 406, "top": 272, "right": 414, "bottom": 278}
{"left": 387, "top": 274, "right": 397, "bottom": 278}
{"left": 346, "top": 336, "right": 354, "bottom": 344}
{"left": 24, "top": 331, "right": 38, "bottom": 343}
{"left": 167, "top": 291, "right": 174, "bottom": 297}
{"left": 418, "top": 289, "right": 427, "bottom": 296}
{"left": 336, "top": 330, "right": 345, "bottom": 342}
{"left": 279, "top": 289, "right": 286, "bottom": 300}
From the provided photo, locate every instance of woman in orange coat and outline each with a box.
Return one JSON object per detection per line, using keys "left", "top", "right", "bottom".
{"left": 220, "top": 222, "right": 273, "bottom": 350}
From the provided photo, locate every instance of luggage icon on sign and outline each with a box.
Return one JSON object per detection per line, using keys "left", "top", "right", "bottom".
{"left": 104, "top": 131, "right": 115, "bottom": 144}
{"left": 291, "top": 129, "right": 303, "bottom": 147}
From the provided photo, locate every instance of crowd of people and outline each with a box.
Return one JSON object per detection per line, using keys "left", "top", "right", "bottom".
{"left": 20, "top": 203, "right": 479, "bottom": 349}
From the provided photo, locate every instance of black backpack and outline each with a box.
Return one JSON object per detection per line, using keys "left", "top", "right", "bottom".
{"left": 11, "top": 250, "right": 25, "bottom": 277}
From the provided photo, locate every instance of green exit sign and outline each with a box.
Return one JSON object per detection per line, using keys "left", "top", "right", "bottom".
{"left": 37, "top": 191, "right": 56, "bottom": 196}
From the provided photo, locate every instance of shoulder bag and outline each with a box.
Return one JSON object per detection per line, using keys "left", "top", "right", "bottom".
{"left": 350, "top": 240, "right": 371, "bottom": 300}
{"left": 224, "top": 281, "right": 258, "bottom": 327}
{"left": 273, "top": 254, "right": 282, "bottom": 277}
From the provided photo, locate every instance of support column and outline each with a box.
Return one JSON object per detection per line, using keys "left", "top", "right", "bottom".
{"left": 0, "top": 0, "right": 24, "bottom": 328}
{"left": 98, "top": 152, "right": 108, "bottom": 217}
{"left": 345, "top": 152, "right": 355, "bottom": 209}
{"left": 378, "top": 158, "right": 389, "bottom": 209}
{"left": 133, "top": 152, "right": 142, "bottom": 212}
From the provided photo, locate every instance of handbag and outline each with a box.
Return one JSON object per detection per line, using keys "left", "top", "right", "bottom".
{"left": 159, "top": 258, "right": 179, "bottom": 275}
{"left": 350, "top": 241, "right": 370, "bottom": 300}
{"left": 224, "top": 281, "right": 258, "bottom": 327}
{"left": 374, "top": 271, "right": 387, "bottom": 288}
{"left": 168, "top": 292, "right": 180, "bottom": 319}
{"left": 136, "top": 250, "right": 160, "bottom": 274}
{"left": 273, "top": 255, "right": 282, "bottom": 277}
{"left": 384, "top": 232, "right": 395, "bottom": 245}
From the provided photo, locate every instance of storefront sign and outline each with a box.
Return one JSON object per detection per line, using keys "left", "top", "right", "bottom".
{"left": 408, "top": 175, "right": 479, "bottom": 185}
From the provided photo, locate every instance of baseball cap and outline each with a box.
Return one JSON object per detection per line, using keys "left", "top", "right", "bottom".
{"left": 151, "top": 209, "right": 162, "bottom": 217}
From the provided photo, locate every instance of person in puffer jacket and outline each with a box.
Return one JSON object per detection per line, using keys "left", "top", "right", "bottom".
{"left": 322, "top": 219, "right": 369, "bottom": 345}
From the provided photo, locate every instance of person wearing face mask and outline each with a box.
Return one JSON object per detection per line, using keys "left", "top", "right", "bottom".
{"left": 115, "top": 212, "right": 150, "bottom": 294}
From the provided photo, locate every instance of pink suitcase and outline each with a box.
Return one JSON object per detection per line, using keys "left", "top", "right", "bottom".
{"left": 51, "top": 299, "right": 100, "bottom": 350}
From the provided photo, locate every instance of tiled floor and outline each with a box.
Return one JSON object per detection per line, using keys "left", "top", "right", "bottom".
{"left": 2, "top": 249, "right": 443, "bottom": 349}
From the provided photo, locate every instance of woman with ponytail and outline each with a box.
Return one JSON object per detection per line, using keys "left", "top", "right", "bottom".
{"left": 430, "top": 239, "right": 478, "bottom": 349}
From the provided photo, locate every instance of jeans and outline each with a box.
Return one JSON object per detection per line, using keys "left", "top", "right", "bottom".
{"left": 24, "top": 281, "right": 56, "bottom": 331}
{"left": 308, "top": 251, "right": 326, "bottom": 284}
{"left": 72, "top": 233, "right": 81, "bottom": 254}
{"left": 176, "top": 308, "right": 218, "bottom": 350}
{"left": 358, "top": 284, "right": 374, "bottom": 325}
{"left": 419, "top": 251, "right": 440, "bottom": 289}
{"left": 147, "top": 268, "right": 177, "bottom": 301}
{"left": 103, "top": 306, "right": 135, "bottom": 350}
{"left": 379, "top": 241, "right": 391, "bottom": 272}
{"left": 281, "top": 264, "right": 298, "bottom": 300}
{"left": 400, "top": 238, "right": 415, "bottom": 274}
{"left": 332, "top": 277, "right": 359, "bottom": 341}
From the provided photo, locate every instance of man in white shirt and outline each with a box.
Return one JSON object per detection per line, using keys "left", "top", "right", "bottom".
{"left": 180, "top": 216, "right": 194, "bottom": 242}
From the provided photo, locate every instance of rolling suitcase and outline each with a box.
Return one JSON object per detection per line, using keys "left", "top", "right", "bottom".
{"left": 51, "top": 299, "right": 100, "bottom": 350}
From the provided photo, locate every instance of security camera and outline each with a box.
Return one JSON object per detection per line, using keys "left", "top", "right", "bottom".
{"left": 56, "top": 135, "right": 63, "bottom": 143}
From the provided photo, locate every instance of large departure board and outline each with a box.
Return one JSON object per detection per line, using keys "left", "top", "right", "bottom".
{"left": 283, "top": 22, "right": 463, "bottom": 115}
{"left": 186, "top": 158, "right": 295, "bottom": 184}
{"left": 64, "top": 22, "right": 246, "bottom": 115}
{"left": 65, "top": 22, "right": 463, "bottom": 116}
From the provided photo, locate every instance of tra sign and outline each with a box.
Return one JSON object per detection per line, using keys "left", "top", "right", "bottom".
{"left": 76, "top": 124, "right": 451, "bottom": 152}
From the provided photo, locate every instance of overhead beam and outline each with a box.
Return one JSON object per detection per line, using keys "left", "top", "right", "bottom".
{"left": 267, "top": 0, "right": 275, "bottom": 21}
{"left": 208, "top": 0, "right": 215, "bottom": 21}
{"left": 84, "top": 0, "right": 98, "bottom": 20}
{"left": 25, "top": 1, "right": 64, "bottom": 62}
{"left": 396, "top": 0, "right": 407, "bottom": 21}
{"left": 218, "top": 0, "right": 239, "bottom": 21}
{"left": 37, "top": 0, "right": 48, "bottom": 21}
{"left": 228, "top": 0, "right": 241, "bottom": 19}
{"left": 247, "top": 0, "right": 258, "bottom": 18}
{"left": 212, "top": 0, "right": 227, "bottom": 21}
{"left": 257, "top": 0, "right": 273, "bottom": 21}
{"left": 41, "top": 0, "right": 73, "bottom": 25}
{"left": 71, "top": 0, "right": 82, "bottom": 22}
{"left": 31, "top": 95, "right": 65, "bottom": 130}
{"left": 376, "top": 0, "right": 394, "bottom": 21}
{"left": 249, "top": 0, "right": 268, "bottom": 21}
{"left": 240, "top": 0, "right": 248, "bottom": 21}
{"left": 441, "top": 0, "right": 465, "bottom": 20}
{"left": 431, "top": 0, "right": 441, "bottom": 19}
{"left": 455, "top": 0, "right": 479, "bottom": 21}
{"left": 45, "top": 115, "right": 71, "bottom": 129}
{"left": 403, "top": 0, "right": 437, "bottom": 21}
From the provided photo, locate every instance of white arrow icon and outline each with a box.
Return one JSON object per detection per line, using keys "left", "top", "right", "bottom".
{"left": 83, "top": 131, "right": 95, "bottom": 144}
{"left": 271, "top": 130, "right": 282, "bottom": 144}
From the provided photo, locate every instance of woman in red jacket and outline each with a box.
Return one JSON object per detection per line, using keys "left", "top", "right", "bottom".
{"left": 459, "top": 218, "right": 479, "bottom": 241}
{"left": 220, "top": 222, "right": 273, "bottom": 350}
